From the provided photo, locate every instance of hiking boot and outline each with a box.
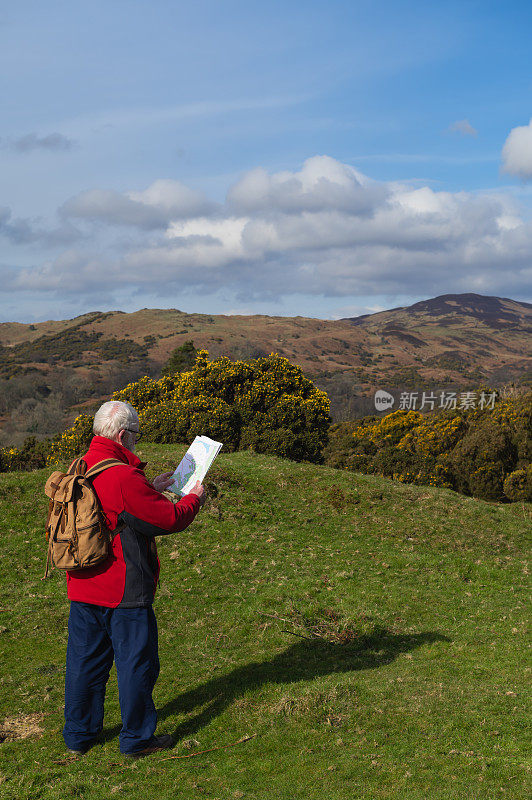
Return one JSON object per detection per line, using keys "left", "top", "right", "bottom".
{"left": 123, "top": 734, "right": 174, "bottom": 759}
{"left": 65, "top": 731, "right": 102, "bottom": 757}
{"left": 66, "top": 747, "right": 88, "bottom": 757}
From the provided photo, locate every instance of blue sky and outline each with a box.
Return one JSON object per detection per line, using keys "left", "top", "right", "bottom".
{"left": 1, "top": 0, "right": 532, "bottom": 322}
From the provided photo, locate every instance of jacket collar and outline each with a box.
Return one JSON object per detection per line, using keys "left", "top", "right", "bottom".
{"left": 88, "top": 435, "right": 146, "bottom": 469}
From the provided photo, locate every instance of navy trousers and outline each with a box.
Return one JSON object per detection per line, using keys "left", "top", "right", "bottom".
{"left": 63, "top": 601, "right": 160, "bottom": 754}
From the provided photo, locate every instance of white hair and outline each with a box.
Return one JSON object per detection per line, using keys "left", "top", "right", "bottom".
{"left": 93, "top": 401, "right": 139, "bottom": 440}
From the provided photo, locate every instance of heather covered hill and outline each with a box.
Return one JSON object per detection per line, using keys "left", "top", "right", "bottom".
{"left": 0, "top": 293, "right": 530, "bottom": 443}
{"left": 1, "top": 294, "right": 529, "bottom": 389}
{"left": 341, "top": 293, "right": 531, "bottom": 386}
{"left": 347, "top": 293, "right": 532, "bottom": 327}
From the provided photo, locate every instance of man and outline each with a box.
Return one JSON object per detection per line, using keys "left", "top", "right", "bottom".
{"left": 63, "top": 400, "right": 205, "bottom": 758}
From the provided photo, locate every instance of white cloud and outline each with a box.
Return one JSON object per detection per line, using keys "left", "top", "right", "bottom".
{"left": 167, "top": 216, "right": 248, "bottom": 255}
{"left": 61, "top": 179, "right": 215, "bottom": 229}
{"left": 331, "top": 302, "right": 388, "bottom": 320}
{"left": 62, "top": 189, "right": 164, "bottom": 229}
{"left": 129, "top": 179, "right": 216, "bottom": 218}
{"left": 448, "top": 119, "right": 478, "bottom": 137}
{"left": 502, "top": 119, "right": 532, "bottom": 180}
{"left": 4, "top": 156, "right": 532, "bottom": 304}
{"left": 228, "top": 155, "right": 387, "bottom": 214}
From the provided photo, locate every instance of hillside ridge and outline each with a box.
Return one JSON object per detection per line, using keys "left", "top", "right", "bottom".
{"left": 0, "top": 293, "right": 530, "bottom": 432}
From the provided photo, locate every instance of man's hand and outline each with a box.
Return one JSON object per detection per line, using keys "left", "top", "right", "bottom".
{"left": 189, "top": 480, "right": 206, "bottom": 507}
{"left": 152, "top": 471, "right": 175, "bottom": 493}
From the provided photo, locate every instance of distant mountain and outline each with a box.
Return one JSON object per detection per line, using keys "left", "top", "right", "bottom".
{"left": 346, "top": 292, "right": 532, "bottom": 329}
{"left": 0, "top": 293, "right": 530, "bottom": 426}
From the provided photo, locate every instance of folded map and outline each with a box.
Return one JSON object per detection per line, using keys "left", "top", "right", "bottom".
{"left": 169, "top": 435, "right": 223, "bottom": 496}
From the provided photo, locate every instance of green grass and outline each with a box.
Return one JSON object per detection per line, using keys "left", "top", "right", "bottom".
{"left": 0, "top": 446, "right": 530, "bottom": 799}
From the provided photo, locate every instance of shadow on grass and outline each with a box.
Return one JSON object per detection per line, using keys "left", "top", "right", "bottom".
{"left": 101, "top": 628, "right": 449, "bottom": 744}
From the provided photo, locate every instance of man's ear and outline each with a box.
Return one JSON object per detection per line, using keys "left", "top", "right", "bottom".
{"left": 117, "top": 429, "right": 125, "bottom": 446}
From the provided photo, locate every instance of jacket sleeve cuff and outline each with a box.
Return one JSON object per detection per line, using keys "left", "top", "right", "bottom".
{"left": 182, "top": 492, "right": 201, "bottom": 512}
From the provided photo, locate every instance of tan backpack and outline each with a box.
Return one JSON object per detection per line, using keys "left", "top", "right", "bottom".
{"left": 43, "top": 457, "right": 125, "bottom": 578}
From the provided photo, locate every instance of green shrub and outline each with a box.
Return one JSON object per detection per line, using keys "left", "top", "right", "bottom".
{"left": 0, "top": 436, "right": 52, "bottom": 472}
{"left": 0, "top": 328, "right": 149, "bottom": 377}
{"left": 503, "top": 465, "right": 532, "bottom": 501}
{"left": 47, "top": 415, "right": 94, "bottom": 466}
{"left": 448, "top": 422, "right": 516, "bottom": 501}
{"left": 162, "top": 341, "right": 197, "bottom": 375}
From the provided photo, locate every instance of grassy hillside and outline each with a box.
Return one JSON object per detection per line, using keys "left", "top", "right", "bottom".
{"left": 0, "top": 448, "right": 530, "bottom": 799}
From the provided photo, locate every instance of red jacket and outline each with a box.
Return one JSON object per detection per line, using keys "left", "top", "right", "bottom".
{"left": 66, "top": 436, "right": 200, "bottom": 608}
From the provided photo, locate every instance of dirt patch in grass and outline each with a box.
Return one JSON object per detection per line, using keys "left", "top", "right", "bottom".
{"left": 0, "top": 712, "right": 45, "bottom": 743}
{"left": 285, "top": 606, "right": 387, "bottom": 646}
{"left": 321, "top": 486, "right": 360, "bottom": 511}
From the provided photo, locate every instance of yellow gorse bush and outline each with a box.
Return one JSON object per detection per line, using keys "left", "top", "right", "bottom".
{"left": 47, "top": 414, "right": 94, "bottom": 466}
{"left": 47, "top": 350, "right": 331, "bottom": 465}
{"left": 347, "top": 391, "right": 532, "bottom": 501}
{"left": 0, "top": 446, "right": 24, "bottom": 471}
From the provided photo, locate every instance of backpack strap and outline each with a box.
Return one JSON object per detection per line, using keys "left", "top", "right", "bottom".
{"left": 43, "top": 533, "right": 54, "bottom": 580}
{"left": 84, "top": 459, "right": 127, "bottom": 480}
{"left": 68, "top": 457, "right": 86, "bottom": 475}
{"left": 84, "top": 459, "right": 127, "bottom": 539}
